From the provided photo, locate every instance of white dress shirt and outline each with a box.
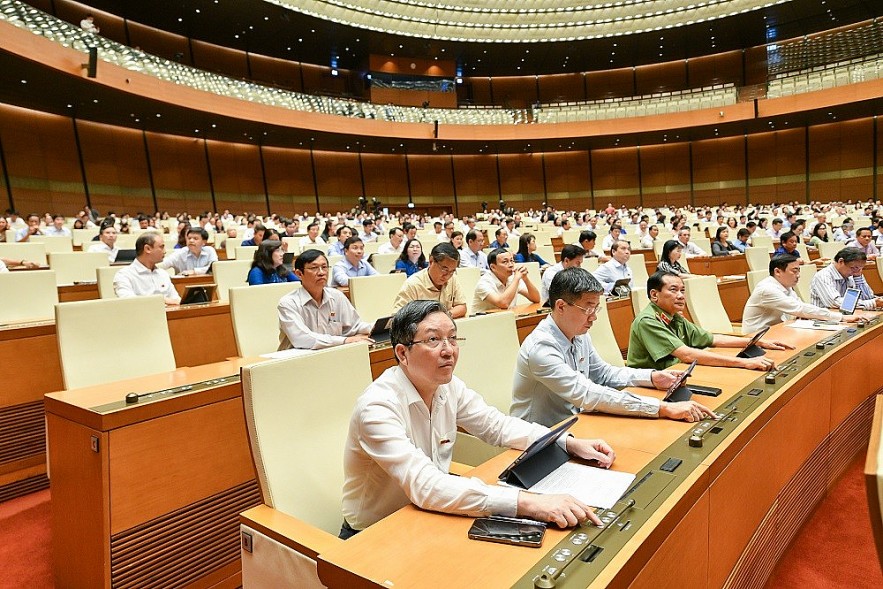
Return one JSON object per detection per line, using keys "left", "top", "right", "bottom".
{"left": 742, "top": 276, "right": 841, "bottom": 333}
{"left": 157, "top": 246, "right": 218, "bottom": 275}
{"left": 459, "top": 247, "right": 489, "bottom": 270}
{"left": 44, "top": 226, "right": 71, "bottom": 237}
{"left": 845, "top": 239, "right": 879, "bottom": 257}
{"left": 113, "top": 259, "right": 180, "bottom": 303}
{"left": 277, "top": 287, "right": 371, "bottom": 350}
{"left": 358, "top": 230, "right": 378, "bottom": 243}
{"left": 299, "top": 236, "right": 326, "bottom": 249}
{"left": 377, "top": 241, "right": 404, "bottom": 254}
{"left": 593, "top": 259, "right": 633, "bottom": 294}
{"left": 331, "top": 258, "right": 378, "bottom": 287}
{"left": 342, "top": 366, "right": 556, "bottom": 531}
{"left": 540, "top": 262, "right": 563, "bottom": 304}
{"left": 510, "top": 316, "right": 657, "bottom": 427}
{"left": 677, "top": 239, "right": 707, "bottom": 258}
{"left": 809, "top": 263, "right": 877, "bottom": 310}
{"left": 472, "top": 271, "right": 527, "bottom": 313}
{"left": 87, "top": 242, "right": 119, "bottom": 263}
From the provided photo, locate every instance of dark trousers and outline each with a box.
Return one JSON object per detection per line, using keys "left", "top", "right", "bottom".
{"left": 339, "top": 520, "right": 360, "bottom": 540}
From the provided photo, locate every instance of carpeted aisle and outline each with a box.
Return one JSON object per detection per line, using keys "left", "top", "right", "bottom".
{"left": 765, "top": 454, "right": 883, "bottom": 589}
{"left": 0, "top": 488, "right": 52, "bottom": 589}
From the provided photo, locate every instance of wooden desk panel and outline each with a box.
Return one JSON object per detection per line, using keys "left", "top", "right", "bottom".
{"left": 57, "top": 274, "right": 215, "bottom": 303}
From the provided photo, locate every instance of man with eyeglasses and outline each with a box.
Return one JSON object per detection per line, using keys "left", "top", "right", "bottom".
{"left": 810, "top": 247, "right": 883, "bottom": 310}
{"left": 341, "top": 300, "right": 617, "bottom": 538}
{"left": 511, "top": 268, "right": 713, "bottom": 428}
{"left": 277, "top": 249, "right": 373, "bottom": 350}
{"left": 392, "top": 242, "right": 467, "bottom": 318}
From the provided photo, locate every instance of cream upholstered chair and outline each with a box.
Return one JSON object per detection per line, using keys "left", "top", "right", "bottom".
{"left": 0, "top": 242, "right": 48, "bottom": 266}
{"left": 212, "top": 260, "right": 253, "bottom": 302}
{"left": 96, "top": 266, "right": 123, "bottom": 299}
{"left": 746, "top": 247, "right": 771, "bottom": 272}
{"left": 747, "top": 270, "right": 768, "bottom": 293}
{"left": 626, "top": 253, "right": 650, "bottom": 292}
{"left": 31, "top": 235, "right": 73, "bottom": 253}
{"left": 348, "top": 273, "right": 406, "bottom": 322}
{"left": 878, "top": 256, "right": 883, "bottom": 286}
{"left": 229, "top": 283, "right": 301, "bottom": 357}
{"left": 48, "top": 252, "right": 109, "bottom": 286}
{"left": 589, "top": 296, "right": 624, "bottom": 367}
{"left": 581, "top": 257, "right": 600, "bottom": 273}
{"left": 239, "top": 344, "right": 372, "bottom": 589}
{"left": 817, "top": 241, "right": 842, "bottom": 259}
{"left": 691, "top": 236, "right": 712, "bottom": 255}
{"left": 0, "top": 270, "right": 59, "bottom": 322}
{"left": 72, "top": 228, "right": 99, "bottom": 247}
{"left": 684, "top": 275, "right": 739, "bottom": 334}
{"left": 457, "top": 267, "right": 482, "bottom": 316}
{"left": 55, "top": 296, "right": 176, "bottom": 389}
{"left": 794, "top": 263, "right": 817, "bottom": 303}
{"left": 452, "top": 312, "right": 520, "bottom": 467}
{"left": 631, "top": 286, "right": 650, "bottom": 315}
{"left": 369, "top": 252, "right": 400, "bottom": 274}
{"left": 225, "top": 237, "right": 244, "bottom": 259}
{"left": 535, "top": 245, "right": 556, "bottom": 266}
{"left": 751, "top": 235, "right": 774, "bottom": 253}
{"left": 235, "top": 245, "right": 259, "bottom": 263}
{"left": 795, "top": 243, "right": 810, "bottom": 260}
{"left": 514, "top": 261, "right": 541, "bottom": 306}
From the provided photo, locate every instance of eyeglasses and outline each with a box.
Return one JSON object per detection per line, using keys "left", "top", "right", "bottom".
{"left": 407, "top": 336, "right": 466, "bottom": 349}
{"left": 434, "top": 263, "right": 458, "bottom": 275}
{"left": 567, "top": 301, "right": 602, "bottom": 316}
{"left": 303, "top": 264, "right": 329, "bottom": 272}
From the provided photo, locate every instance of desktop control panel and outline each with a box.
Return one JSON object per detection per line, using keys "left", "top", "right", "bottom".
{"left": 90, "top": 375, "right": 240, "bottom": 413}
{"left": 514, "top": 318, "right": 879, "bottom": 588}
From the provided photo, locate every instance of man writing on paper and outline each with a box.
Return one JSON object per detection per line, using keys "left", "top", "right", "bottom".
{"left": 341, "top": 300, "right": 615, "bottom": 538}
{"left": 742, "top": 255, "right": 866, "bottom": 333}
{"left": 511, "top": 267, "right": 714, "bottom": 427}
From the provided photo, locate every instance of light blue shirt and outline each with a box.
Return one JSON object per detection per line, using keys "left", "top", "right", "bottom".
{"left": 331, "top": 257, "right": 378, "bottom": 287}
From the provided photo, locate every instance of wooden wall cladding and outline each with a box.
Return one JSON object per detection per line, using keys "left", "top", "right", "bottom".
{"left": 361, "top": 153, "right": 410, "bottom": 206}
{"left": 126, "top": 20, "right": 192, "bottom": 64}
{"left": 190, "top": 40, "right": 250, "bottom": 80}
{"left": 406, "top": 155, "right": 455, "bottom": 205}
{"left": 640, "top": 143, "right": 691, "bottom": 208}
{"left": 76, "top": 120, "right": 154, "bottom": 215}
{"left": 206, "top": 140, "right": 266, "bottom": 213}
{"left": 261, "top": 146, "right": 316, "bottom": 214}
{"left": 467, "top": 78, "right": 494, "bottom": 106}
{"left": 537, "top": 73, "right": 585, "bottom": 104}
{"left": 585, "top": 68, "right": 635, "bottom": 100}
{"left": 592, "top": 147, "right": 641, "bottom": 208}
{"left": 312, "top": 150, "right": 362, "bottom": 211}
{"left": 144, "top": 133, "right": 213, "bottom": 215}
{"left": 636, "top": 61, "right": 688, "bottom": 95}
{"left": 747, "top": 128, "right": 807, "bottom": 204}
{"left": 0, "top": 104, "right": 84, "bottom": 215}
{"left": 692, "top": 136, "right": 747, "bottom": 207}
{"left": 688, "top": 51, "right": 744, "bottom": 88}
{"left": 249, "top": 54, "right": 304, "bottom": 92}
{"left": 491, "top": 77, "right": 536, "bottom": 108}
{"left": 452, "top": 155, "right": 499, "bottom": 206}
{"left": 543, "top": 151, "right": 591, "bottom": 210}
{"left": 808, "top": 119, "right": 874, "bottom": 202}
{"left": 498, "top": 153, "right": 545, "bottom": 208}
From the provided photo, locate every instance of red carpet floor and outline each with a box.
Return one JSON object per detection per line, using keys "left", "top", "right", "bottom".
{"left": 0, "top": 454, "right": 879, "bottom": 588}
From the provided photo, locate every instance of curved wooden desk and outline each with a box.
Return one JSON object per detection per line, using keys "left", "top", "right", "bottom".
{"left": 315, "top": 319, "right": 883, "bottom": 588}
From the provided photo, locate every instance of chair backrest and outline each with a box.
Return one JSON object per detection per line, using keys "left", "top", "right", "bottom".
{"left": 229, "top": 283, "right": 301, "bottom": 357}
{"left": 653, "top": 239, "right": 666, "bottom": 258}
{"left": 746, "top": 270, "right": 767, "bottom": 293}
{"left": 751, "top": 235, "right": 774, "bottom": 253}
{"left": 535, "top": 245, "right": 556, "bottom": 265}
{"left": 0, "top": 242, "right": 48, "bottom": 266}
{"left": 684, "top": 275, "right": 735, "bottom": 334}
{"left": 370, "top": 252, "right": 400, "bottom": 274}
{"left": 0, "top": 270, "right": 59, "bottom": 322}
{"left": 31, "top": 236, "right": 73, "bottom": 253}
{"left": 795, "top": 262, "right": 817, "bottom": 303}
{"left": 745, "top": 247, "right": 771, "bottom": 272}
{"left": 212, "top": 260, "right": 253, "bottom": 302}
{"left": 225, "top": 237, "right": 244, "bottom": 259}
{"left": 679, "top": 256, "right": 691, "bottom": 273}
{"left": 281, "top": 236, "right": 298, "bottom": 253}
{"left": 581, "top": 257, "right": 599, "bottom": 273}
{"left": 817, "top": 241, "right": 842, "bottom": 259}
{"left": 878, "top": 256, "right": 883, "bottom": 287}
{"left": 591, "top": 296, "right": 624, "bottom": 366}
{"left": 457, "top": 267, "right": 482, "bottom": 316}
{"left": 514, "top": 261, "right": 540, "bottom": 306}
{"left": 691, "top": 236, "right": 712, "bottom": 255}
{"left": 631, "top": 286, "right": 650, "bottom": 315}
{"left": 55, "top": 296, "right": 176, "bottom": 389}
{"left": 235, "top": 245, "right": 258, "bottom": 263}
{"left": 48, "top": 252, "right": 109, "bottom": 286}
{"left": 115, "top": 234, "right": 138, "bottom": 250}
{"left": 348, "top": 273, "right": 407, "bottom": 322}
{"left": 241, "top": 344, "right": 372, "bottom": 533}
{"left": 72, "top": 228, "right": 99, "bottom": 247}
{"left": 626, "top": 253, "right": 649, "bottom": 291}
{"left": 96, "top": 266, "right": 123, "bottom": 298}
{"left": 795, "top": 242, "right": 810, "bottom": 260}
{"left": 453, "top": 312, "right": 520, "bottom": 412}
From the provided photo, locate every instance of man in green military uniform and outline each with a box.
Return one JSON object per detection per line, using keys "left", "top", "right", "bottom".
{"left": 627, "top": 272, "right": 792, "bottom": 371}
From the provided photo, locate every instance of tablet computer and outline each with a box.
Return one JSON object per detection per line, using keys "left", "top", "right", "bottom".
{"left": 663, "top": 360, "right": 697, "bottom": 402}
{"left": 180, "top": 284, "right": 216, "bottom": 305}
{"left": 736, "top": 326, "right": 769, "bottom": 358}
{"left": 498, "top": 416, "right": 577, "bottom": 487}
{"left": 840, "top": 288, "right": 861, "bottom": 315}
{"left": 369, "top": 316, "right": 393, "bottom": 343}
{"left": 113, "top": 249, "right": 136, "bottom": 265}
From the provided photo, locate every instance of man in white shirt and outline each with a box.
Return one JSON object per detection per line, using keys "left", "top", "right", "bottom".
{"left": 459, "top": 230, "right": 489, "bottom": 270}
{"left": 44, "top": 214, "right": 71, "bottom": 237}
{"left": 593, "top": 240, "right": 633, "bottom": 295}
{"left": 810, "top": 247, "right": 883, "bottom": 311}
{"left": 833, "top": 219, "right": 854, "bottom": 243}
{"left": 277, "top": 249, "right": 373, "bottom": 350}
{"left": 846, "top": 227, "right": 879, "bottom": 258}
{"left": 540, "top": 245, "right": 585, "bottom": 305}
{"left": 113, "top": 232, "right": 181, "bottom": 305}
{"left": 331, "top": 237, "right": 378, "bottom": 287}
{"left": 15, "top": 214, "right": 43, "bottom": 242}
{"left": 80, "top": 14, "right": 99, "bottom": 33}
{"left": 676, "top": 228, "right": 707, "bottom": 258}
{"left": 437, "top": 221, "right": 455, "bottom": 243}
{"left": 743, "top": 255, "right": 865, "bottom": 333}
{"left": 299, "top": 222, "right": 326, "bottom": 250}
{"left": 600, "top": 225, "right": 622, "bottom": 251}
{"left": 377, "top": 227, "right": 405, "bottom": 254}
{"left": 512, "top": 267, "right": 712, "bottom": 427}
{"left": 157, "top": 227, "right": 218, "bottom": 276}
{"left": 640, "top": 225, "right": 659, "bottom": 249}
{"left": 472, "top": 248, "right": 540, "bottom": 313}
{"left": 766, "top": 218, "right": 785, "bottom": 239}
{"left": 87, "top": 224, "right": 119, "bottom": 263}
{"left": 359, "top": 219, "right": 378, "bottom": 243}
{"left": 341, "top": 300, "right": 614, "bottom": 536}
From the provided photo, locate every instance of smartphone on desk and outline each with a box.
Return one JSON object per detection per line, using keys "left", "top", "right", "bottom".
{"left": 467, "top": 516, "right": 546, "bottom": 548}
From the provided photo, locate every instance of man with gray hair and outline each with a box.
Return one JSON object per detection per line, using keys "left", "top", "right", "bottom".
{"left": 341, "top": 300, "right": 616, "bottom": 538}
{"left": 113, "top": 232, "right": 181, "bottom": 305}
{"left": 392, "top": 242, "right": 467, "bottom": 318}
{"left": 510, "top": 267, "right": 714, "bottom": 427}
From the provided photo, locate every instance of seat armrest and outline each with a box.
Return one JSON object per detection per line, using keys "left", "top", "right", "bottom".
{"left": 241, "top": 504, "right": 341, "bottom": 560}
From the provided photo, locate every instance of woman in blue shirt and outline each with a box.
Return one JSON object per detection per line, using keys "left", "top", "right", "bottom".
{"left": 247, "top": 240, "right": 300, "bottom": 285}
{"left": 513, "top": 233, "right": 550, "bottom": 269}
{"left": 394, "top": 239, "right": 427, "bottom": 276}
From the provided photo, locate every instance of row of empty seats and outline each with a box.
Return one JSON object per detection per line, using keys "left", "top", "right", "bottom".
{"left": 767, "top": 53, "right": 883, "bottom": 98}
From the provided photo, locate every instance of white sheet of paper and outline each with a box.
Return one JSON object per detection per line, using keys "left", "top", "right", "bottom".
{"left": 789, "top": 319, "right": 844, "bottom": 332}
{"left": 527, "top": 463, "right": 636, "bottom": 509}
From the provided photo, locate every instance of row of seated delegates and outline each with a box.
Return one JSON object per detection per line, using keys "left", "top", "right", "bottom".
{"left": 330, "top": 237, "right": 378, "bottom": 287}
{"left": 341, "top": 299, "right": 616, "bottom": 537}
{"left": 393, "top": 243, "right": 468, "bottom": 319}
{"left": 87, "top": 222, "right": 120, "bottom": 263}
{"left": 593, "top": 240, "right": 633, "bottom": 295}
{"left": 277, "top": 249, "right": 372, "bottom": 350}
{"left": 627, "top": 271, "right": 793, "bottom": 371}
{"left": 247, "top": 241, "right": 300, "bottom": 285}
{"left": 112, "top": 232, "right": 181, "bottom": 305}
{"left": 810, "top": 247, "right": 883, "bottom": 310}
{"left": 471, "top": 248, "right": 540, "bottom": 313}
{"left": 511, "top": 267, "right": 714, "bottom": 428}
{"left": 459, "top": 230, "right": 489, "bottom": 270}
{"left": 711, "top": 227, "right": 740, "bottom": 256}
{"left": 156, "top": 227, "right": 218, "bottom": 276}
{"left": 742, "top": 254, "right": 868, "bottom": 333}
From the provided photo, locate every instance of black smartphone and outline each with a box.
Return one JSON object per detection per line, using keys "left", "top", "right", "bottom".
{"left": 467, "top": 517, "right": 546, "bottom": 548}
